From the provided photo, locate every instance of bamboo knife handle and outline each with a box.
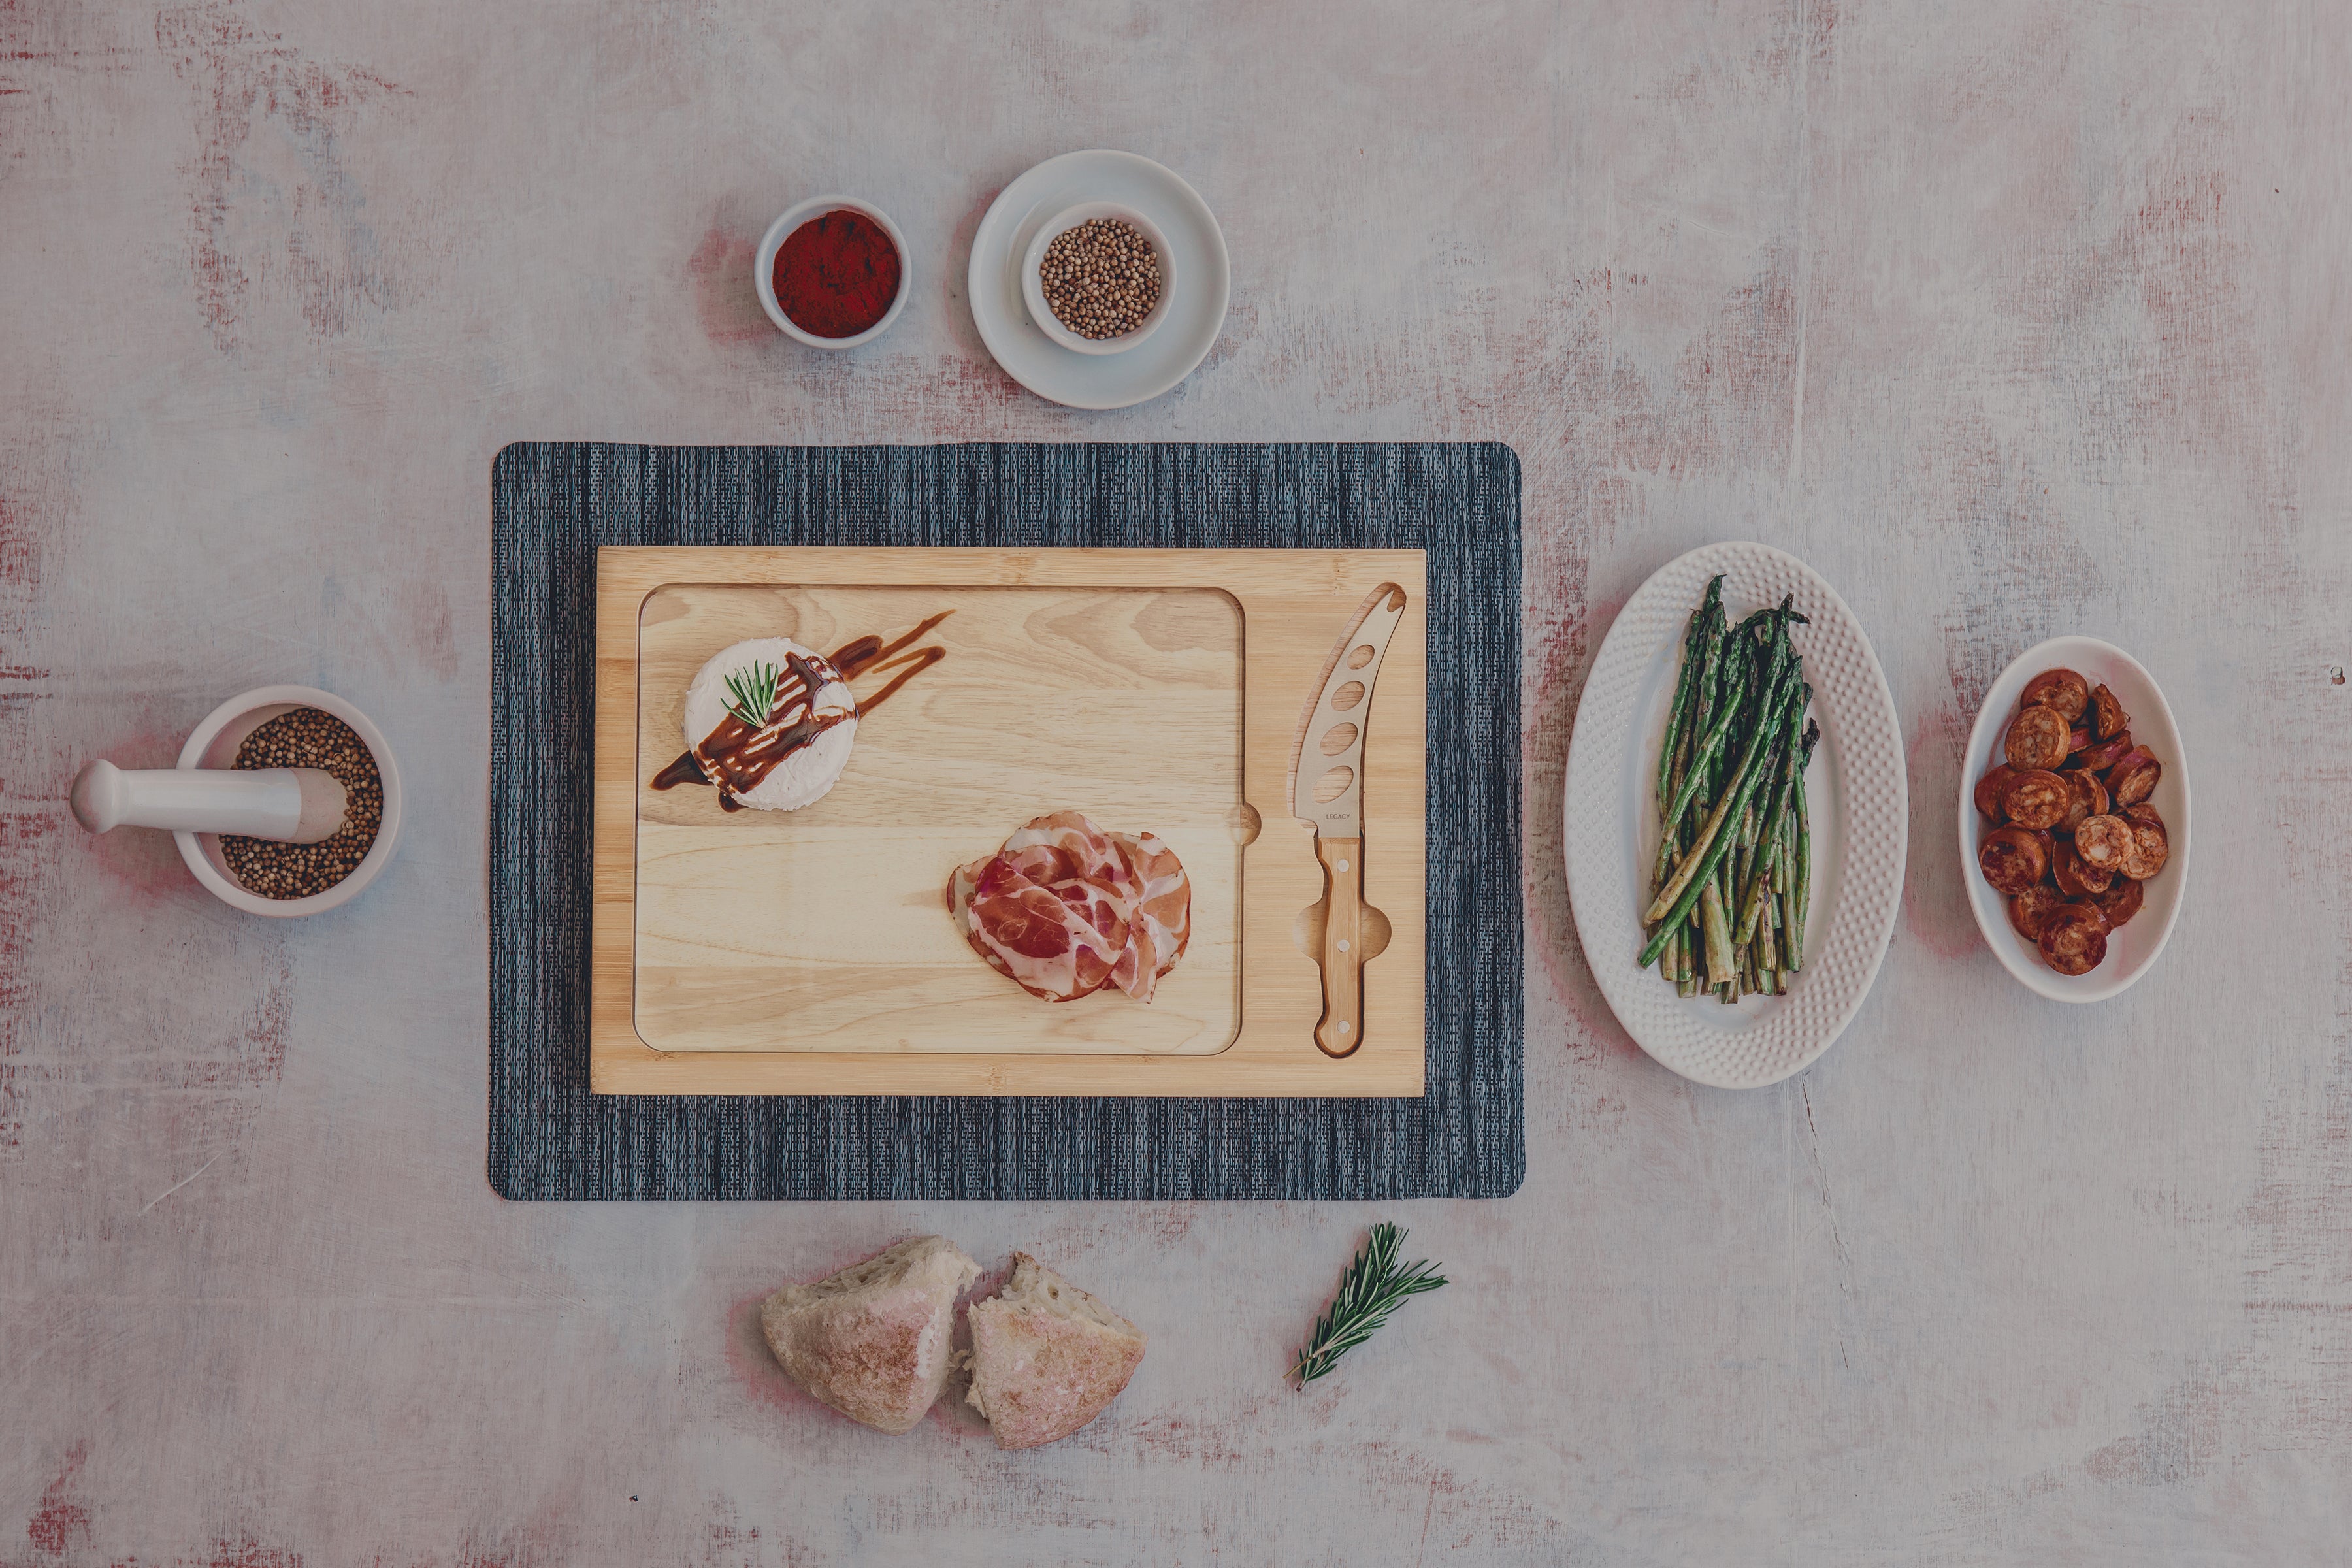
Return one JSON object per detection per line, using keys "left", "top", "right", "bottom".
{"left": 1315, "top": 836, "right": 1365, "bottom": 1057}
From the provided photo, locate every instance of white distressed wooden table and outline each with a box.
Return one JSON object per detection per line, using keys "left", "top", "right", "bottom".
{"left": 5, "top": 2, "right": 2348, "bottom": 1561}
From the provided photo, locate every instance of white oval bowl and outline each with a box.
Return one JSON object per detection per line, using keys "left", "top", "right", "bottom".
{"left": 1019, "top": 201, "right": 1175, "bottom": 355}
{"left": 753, "top": 196, "right": 911, "bottom": 350}
{"left": 1563, "top": 542, "right": 1908, "bottom": 1089}
{"left": 1958, "top": 636, "right": 2189, "bottom": 1002}
{"left": 173, "top": 685, "right": 404, "bottom": 917}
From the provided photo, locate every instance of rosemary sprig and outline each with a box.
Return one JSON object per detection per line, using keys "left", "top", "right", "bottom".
{"left": 1290, "top": 1223, "right": 1448, "bottom": 1387}
{"left": 721, "top": 661, "right": 780, "bottom": 727}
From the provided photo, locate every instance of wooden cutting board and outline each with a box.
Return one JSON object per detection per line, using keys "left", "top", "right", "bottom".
{"left": 635, "top": 581, "right": 1247, "bottom": 1054}
{"left": 592, "top": 547, "right": 1426, "bottom": 1097}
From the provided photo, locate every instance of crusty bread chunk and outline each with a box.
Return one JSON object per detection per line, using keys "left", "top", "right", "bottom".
{"left": 760, "top": 1235, "right": 981, "bottom": 1435}
{"left": 964, "top": 1252, "right": 1146, "bottom": 1449}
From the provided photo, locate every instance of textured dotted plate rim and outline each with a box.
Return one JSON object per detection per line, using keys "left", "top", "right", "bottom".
{"left": 1563, "top": 542, "right": 1908, "bottom": 1089}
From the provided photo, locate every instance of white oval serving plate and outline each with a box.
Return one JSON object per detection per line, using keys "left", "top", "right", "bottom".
{"left": 1564, "top": 542, "right": 1907, "bottom": 1088}
{"left": 1958, "top": 636, "right": 2190, "bottom": 1002}
{"left": 968, "top": 149, "right": 1228, "bottom": 410}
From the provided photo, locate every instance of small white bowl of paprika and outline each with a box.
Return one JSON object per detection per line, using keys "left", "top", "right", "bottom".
{"left": 755, "top": 196, "right": 909, "bottom": 350}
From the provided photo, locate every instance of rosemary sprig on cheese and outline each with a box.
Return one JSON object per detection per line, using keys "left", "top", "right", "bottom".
{"left": 722, "top": 661, "right": 781, "bottom": 728}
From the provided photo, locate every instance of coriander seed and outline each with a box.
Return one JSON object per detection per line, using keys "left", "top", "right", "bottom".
{"left": 1037, "top": 218, "right": 1163, "bottom": 340}
{"left": 219, "top": 708, "right": 384, "bottom": 900}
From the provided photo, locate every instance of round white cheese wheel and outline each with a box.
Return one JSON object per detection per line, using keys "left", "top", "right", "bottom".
{"left": 681, "top": 638, "right": 858, "bottom": 811}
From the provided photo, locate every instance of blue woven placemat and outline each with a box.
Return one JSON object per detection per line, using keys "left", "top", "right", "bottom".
{"left": 489, "top": 443, "right": 1520, "bottom": 1200}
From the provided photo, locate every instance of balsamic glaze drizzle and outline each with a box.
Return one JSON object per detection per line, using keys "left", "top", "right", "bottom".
{"left": 649, "top": 613, "right": 952, "bottom": 806}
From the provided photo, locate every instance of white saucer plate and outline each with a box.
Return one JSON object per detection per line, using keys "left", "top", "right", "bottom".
{"left": 968, "top": 150, "right": 1229, "bottom": 410}
{"left": 1958, "top": 636, "right": 2190, "bottom": 1002}
{"left": 1563, "top": 542, "right": 1908, "bottom": 1088}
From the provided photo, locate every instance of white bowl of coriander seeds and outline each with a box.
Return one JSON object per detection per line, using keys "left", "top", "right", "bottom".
{"left": 172, "top": 684, "right": 402, "bottom": 917}
{"left": 1021, "top": 202, "right": 1175, "bottom": 355}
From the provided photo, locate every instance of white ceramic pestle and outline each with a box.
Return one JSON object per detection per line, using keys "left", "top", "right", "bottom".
{"left": 70, "top": 759, "right": 348, "bottom": 845}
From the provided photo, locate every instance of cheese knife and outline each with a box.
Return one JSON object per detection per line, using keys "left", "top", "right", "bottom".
{"left": 1290, "top": 583, "right": 1409, "bottom": 1057}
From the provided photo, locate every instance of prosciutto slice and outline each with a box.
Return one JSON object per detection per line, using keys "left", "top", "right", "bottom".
{"left": 949, "top": 812, "right": 1192, "bottom": 1004}
{"left": 1107, "top": 830, "right": 1190, "bottom": 1000}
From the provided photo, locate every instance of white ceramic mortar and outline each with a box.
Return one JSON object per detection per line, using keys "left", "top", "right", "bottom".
{"left": 171, "top": 685, "right": 403, "bottom": 917}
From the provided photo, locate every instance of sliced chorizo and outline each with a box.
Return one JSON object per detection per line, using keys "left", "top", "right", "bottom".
{"left": 2058, "top": 768, "right": 2108, "bottom": 833}
{"left": 2090, "top": 683, "right": 2129, "bottom": 739}
{"left": 2122, "top": 802, "right": 2164, "bottom": 834}
{"left": 2074, "top": 813, "right": 2134, "bottom": 872}
{"left": 2021, "top": 668, "right": 2090, "bottom": 723}
{"left": 2076, "top": 732, "right": 2135, "bottom": 772}
{"left": 1979, "top": 825, "right": 2050, "bottom": 894}
{"left": 1974, "top": 763, "right": 2020, "bottom": 821}
{"left": 2001, "top": 769, "right": 2072, "bottom": 831}
{"left": 2097, "top": 876, "right": 2144, "bottom": 928}
{"left": 2010, "top": 884, "right": 2067, "bottom": 941}
{"left": 2037, "top": 902, "right": 2111, "bottom": 976}
{"left": 2107, "top": 745, "right": 2161, "bottom": 806}
{"left": 2053, "top": 840, "right": 2114, "bottom": 898}
{"left": 2004, "top": 704, "right": 2072, "bottom": 771}
{"left": 2119, "top": 820, "right": 2170, "bottom": 881}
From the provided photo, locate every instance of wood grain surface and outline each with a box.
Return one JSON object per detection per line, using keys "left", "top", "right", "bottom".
{"left": 593, "top": 546, "right": 1426, "bottom": 1094}
{"left": 5, "top": 1, "right": 2351, "bottom": 1562}
{"left": 632, "top": 582, "right": 1247, "bottom": 1056}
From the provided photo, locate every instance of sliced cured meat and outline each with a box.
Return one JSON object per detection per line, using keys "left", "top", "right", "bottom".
{"left": 995, "top": 810, "right": 1134, "bottom": 887}
{"left": 2053, "top": 840, "right": 2114, "bottom": 899}
{"left": 2119, "top": 820, "right": 2170, "bottom": 881}
{"left": 1979, "top": 826, "right": 2049, "bottom": 895}
{"left": 2001, "top": 769, "right": 2072, "bottom": 832}
{"left": 2096, "top": 876, "right": 2144, "bottom": 928}
{"left": 2010, "top": 884, "right": 2067, "bottom": 941}
{"left": 2107, "top": 746, "right": 2161, "bottom": 806}
{"left": 949, "top": 812, "right": 1192, "bottom": 1004}
{"left": 2038, "top": 903, "right": 2110, "bottom": 975}
{"left": 2021, "top": 668, "right": 2090, "bottom": 723}
{"left": 1974, "top": 763, "right": 2021, "bottom": 821}
{"left": 2059, "top": 768, "right": 2109, "bottom": 833}
{"left": 2090, "top": 683, "right": 2129, "bottom": 739}
{"left": 2076, "top": 732, "right": 2135, "bottom": 772}
{"left": 2074, "top": 814, "right": 2133, "bottom": 872}
{"left": 2122, "top": 802, "right": 2164, "bottom": 834}
{"left": 2004, "top": 705, "right": 2071, "bottom": 771}
{"left": 951, "top": 849, "right": 1129, "bottom": 1003}
{"left": 1108, "top": 831, "right": 1192, "bottom": 1001}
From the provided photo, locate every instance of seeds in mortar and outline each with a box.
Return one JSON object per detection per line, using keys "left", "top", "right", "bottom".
{"left": 220, "top": 708, "right": 383, "bottom": 900}
{"left": 1038, "top": 218, "right": 1162, "bottom": 340}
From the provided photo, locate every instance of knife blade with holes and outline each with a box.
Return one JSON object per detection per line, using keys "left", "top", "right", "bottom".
{"left": 1288, "top": 583, "right": 1410, "bottom": 1057}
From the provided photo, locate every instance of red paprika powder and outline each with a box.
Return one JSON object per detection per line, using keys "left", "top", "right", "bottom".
{"left": 772, "top": 210, "right": 902, "bottom": 339}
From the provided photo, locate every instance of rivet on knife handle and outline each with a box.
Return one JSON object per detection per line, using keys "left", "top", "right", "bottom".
{"left": 1315, "top": 837, "right": 1365, "bottom": 1056}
